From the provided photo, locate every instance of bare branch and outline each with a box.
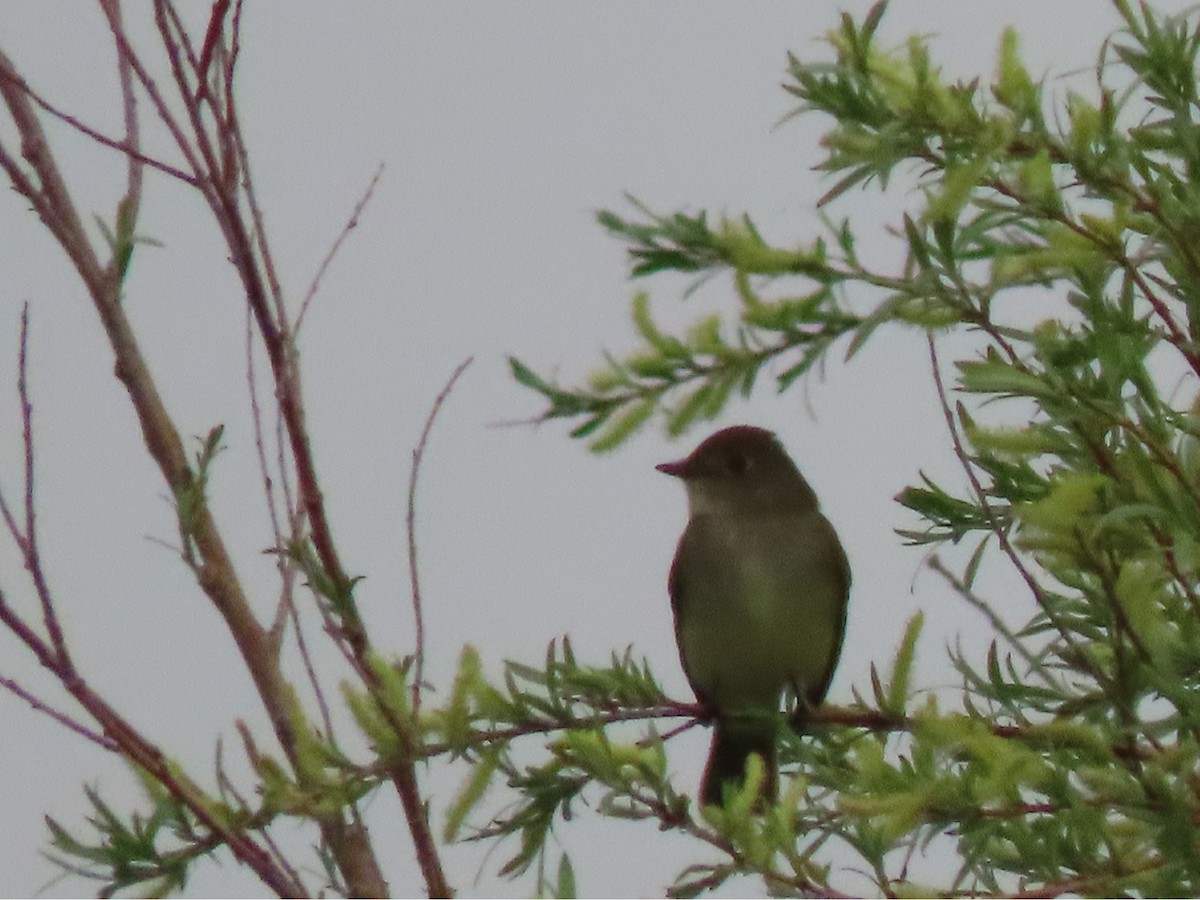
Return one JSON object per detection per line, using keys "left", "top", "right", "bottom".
{"left": 2, "top": 6, "right": 416, "bottom": 895}
{"left": 15, "top": 305, "right": 69, "bottom": 667}
{"left": 0, "top": 307, "right": 72, "bottom": 675}
{"left": 0, "top": 52, "right": 104, "bottom": 291}
{"left": 98, "top": 4, "right": 205, "bottom": 190}
{"left": 106, "top": 0, "right": 146, "bottom": 288}
{"left": 0, "top": 60, "right": 194, "bottom": 187}
{"left": 407, "top": 357, "right": 473, "bottom": 711}
{"left": 0, "top": 673, "right": 119, "bottom": 752}
{"left": 194, "top": 0, "right": 233, "bottom": 102}
{"left": 295, "top": 163, "right": 386, "bottom": 337}
{"left": 247, "top": 299, "right": 336, "bottom": 737}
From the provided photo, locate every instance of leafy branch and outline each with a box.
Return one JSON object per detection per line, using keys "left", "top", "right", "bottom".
{"left": 504, "top": 1, "right": 1200, "bottom": 895}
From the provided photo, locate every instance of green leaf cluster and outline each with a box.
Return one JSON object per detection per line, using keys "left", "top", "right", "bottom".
{"left": 500, "top": 1, "right": 1200, "bottom": 894}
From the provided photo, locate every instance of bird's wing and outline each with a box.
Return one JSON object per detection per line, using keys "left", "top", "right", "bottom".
{"left": 803, "top": 511, "right": 852, "bottom": 709}
{"left": 667, "top": 515, "right": 716, "bottom": 708}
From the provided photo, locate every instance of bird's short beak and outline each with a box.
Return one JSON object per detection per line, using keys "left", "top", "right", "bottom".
{"left": 656, "top": 459, "right": 688, "bottom": 478}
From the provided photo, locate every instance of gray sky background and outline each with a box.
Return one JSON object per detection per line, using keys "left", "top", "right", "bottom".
{"left": 0, "top": 3, "right": 1192, "bottom": 897}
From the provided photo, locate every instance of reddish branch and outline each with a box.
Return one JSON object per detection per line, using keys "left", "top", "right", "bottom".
{"left": 407, "top": 358, "right": 473, "bottom": 712}
{"left": 0, "top": 309, "right": 304, "bottom": 893}
{"left": 0, "top": 1, "right": 409, "bottom": 895}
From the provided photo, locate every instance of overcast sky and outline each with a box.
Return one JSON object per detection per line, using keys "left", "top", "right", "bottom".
{"left": 1, "top": 2, "right": 1193, "bottom": 897}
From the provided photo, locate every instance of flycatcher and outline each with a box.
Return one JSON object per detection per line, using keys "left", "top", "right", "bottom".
{"left": 657, "top": 425, "right": 850, "bottom": 807}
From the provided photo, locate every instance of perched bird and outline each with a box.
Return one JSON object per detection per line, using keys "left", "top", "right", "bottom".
{"left": 657, "top": 425, "right": 850, "bottom": 807}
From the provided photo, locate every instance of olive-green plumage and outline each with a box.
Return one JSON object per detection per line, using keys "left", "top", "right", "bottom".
{"left": 657, "top": 426, "right": 850, "bottom": 807}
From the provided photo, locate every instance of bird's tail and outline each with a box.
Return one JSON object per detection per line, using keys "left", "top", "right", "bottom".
{"left": 701, "top": 714, "right": 777, "bottom": 807}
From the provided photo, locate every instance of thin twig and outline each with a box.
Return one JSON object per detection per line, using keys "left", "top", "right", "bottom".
{"left": 220, "top": 2, "right": 245, "bottom": 195}
{"left": 0, "top": 60, "right": 195, "bottom": 186}
{"left": 925, "top": 333, "right": 1102, "bottom": 687}
{"left": 220, "top": 34, "right": 286, "bottom": 327}
{"left": 0, "top": 50, "right": 102, "bottom": 284}
{"left": 0, "top": 673, "right": 119, "bottom": 751}
{"left": 3, "top": 305, "right": 72, "bottom": 668}
{"left": 644, "top": 716, "right": 704, "bottom": 747}
{"left": 194, "top": 0, "right": 232, "bottom": 103}
{"left": 927, "top": 555, "right": 1063, "bottom": 692}
{"left": 295, "top": 163, "right": 385, "bottom": 338}
{"left": 247, "top": 309, "right": 289, "bottom": 648}
{"left": 408, "top": 357, "right": 473, "bottom": 711}
{"left": 247, "top": 302, "right": 335, "bottom": 736}
{"left": 159, "top": 0, "right": 201, "bottom": 73}
{"left": 108, "top": 0, "right": 144, "bottom": 290}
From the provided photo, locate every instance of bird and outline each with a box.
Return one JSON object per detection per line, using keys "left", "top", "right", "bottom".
{"left": 656, "top": 425, "right": 850, "bottom": 807}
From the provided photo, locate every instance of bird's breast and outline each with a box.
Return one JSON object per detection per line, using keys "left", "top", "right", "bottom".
{"left": 675, "top": 511, "right": 845, "bottom": 713}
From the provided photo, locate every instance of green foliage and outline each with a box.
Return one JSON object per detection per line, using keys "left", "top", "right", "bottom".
{"left": 44, "top": 776, "right": 224, "bottom": 897}
{"left": 282, "top": 536, "right": 364, "bottom": 623}
{"left": 432, "top": 640, "right": 687, "bottom": 876}
{"left": 508, "top": 0, "right": 1200, "bottom": 894}
{"left": 172, "top": 425, "right": 225, "bottom": 543}
{"left": 94, "top": 202, "right": 163, "bottom": 283}
{"left": 46, "top": 1, "right": 1200, "bottom": 895}
{"left": 509, "top": 213, "right": 861, "bottom": 449}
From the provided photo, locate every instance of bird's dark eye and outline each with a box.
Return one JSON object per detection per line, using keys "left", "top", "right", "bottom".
{"left": 725, "top": 452, "right": 749, "bottom": 475}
